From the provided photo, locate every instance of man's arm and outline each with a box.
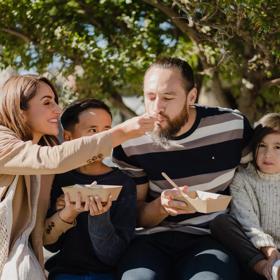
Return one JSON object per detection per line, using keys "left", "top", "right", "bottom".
{"left": 136, "top": 183, "right": 168, "bottom": 227}
{"left": 136, "top": 183, "right": 196, "bottom": 228}
{"left": 240, "top": 114, "right": 254, "bottom": 164}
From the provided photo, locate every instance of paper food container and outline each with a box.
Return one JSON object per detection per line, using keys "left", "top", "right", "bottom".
{"left": 179, "top": 190, "right": 232, "bottom": 214}
{"left": 62, "top": 184, "right": 122, "bottom": 203}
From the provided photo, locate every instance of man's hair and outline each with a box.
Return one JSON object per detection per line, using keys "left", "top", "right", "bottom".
{"left": 145, "top": 57, "right": 195, "bottom": 92}
{"left": 61, "top": 98, "right": 112, "bottom": 131}
{"left": 252, "top": 112, "right": 280, "bottom": 168}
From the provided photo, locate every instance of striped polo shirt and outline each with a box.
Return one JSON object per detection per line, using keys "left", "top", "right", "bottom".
{"left": 112, "top": 105, "right": 253, "bottom": 234}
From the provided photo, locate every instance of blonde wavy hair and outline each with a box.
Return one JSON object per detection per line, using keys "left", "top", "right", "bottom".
{"left": 0, "top": 75, "right": 59, "bottom": 146}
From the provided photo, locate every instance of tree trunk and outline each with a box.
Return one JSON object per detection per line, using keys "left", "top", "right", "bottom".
{"left": 236, "top": 88, "right": 257, "bottom": 123}
{"left": 109, "top": 93, "right": 137, "bottom": 119}
{"left": 198, "top": 72, "right": 231, "bottom": 108}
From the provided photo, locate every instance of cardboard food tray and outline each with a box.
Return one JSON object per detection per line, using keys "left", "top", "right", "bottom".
{"left": 62, "top": 184, "right": 122, "bottom": 202}
{"left": 178, "top": 190, "right": 232, "bottom": 214}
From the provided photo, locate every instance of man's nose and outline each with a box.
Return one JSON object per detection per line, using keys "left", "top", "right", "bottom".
{"left": 154, "top": 98, "right": 165, "bottom": 113}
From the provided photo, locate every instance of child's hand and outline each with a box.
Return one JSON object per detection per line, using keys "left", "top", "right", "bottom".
{"left": 58, "top": 192, "right": 90, "bottom": 223}
{"left": 55, "top": 194, "right": 65, "bottom": 210}
{"left": 88, "top": 194, "right": 112, "bottom": 216}
{"left": 262, "top": 247, "right": 280, "bottom": 280}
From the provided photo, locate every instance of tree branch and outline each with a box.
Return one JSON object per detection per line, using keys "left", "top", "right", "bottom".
{"left": 1, "top": 27, "right": 30, "bottom": 43}
{"left": 142, "top": 0, "right": 203, "bottom": 44}
{"left": 76, "top": 0, "right": 127, "bottom": 48}
{"left": 264, "top": 78, "right": 280, "bottom": 88}
{"left": 76, "top": 0, "right": 103, "bottom": 29}
{"left": 109, "top": 92, "right": 137, "bottom": 119}
{"left": 142, "top": 0, "right": 211, "bottom": 70}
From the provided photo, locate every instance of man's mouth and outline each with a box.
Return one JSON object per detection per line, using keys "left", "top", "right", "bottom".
{"left": 156, "top": 114, "right": 168, "bottom": 122}
{"left": 157, "top": 118, "right": 165, "bottom": 124}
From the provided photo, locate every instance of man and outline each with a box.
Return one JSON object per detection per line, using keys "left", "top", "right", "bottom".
{"left": 113, "top": 57, "right": 253, "bottom": 280}
{"left": 44, "top": 99, "right": 137, "bottom": 280}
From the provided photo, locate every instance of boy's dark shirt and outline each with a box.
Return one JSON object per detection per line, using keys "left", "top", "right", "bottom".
{"left": 44, "top": 167, "right": 136, "bottom": 278}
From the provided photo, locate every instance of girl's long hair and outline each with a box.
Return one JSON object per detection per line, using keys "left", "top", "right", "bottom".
{"left": 0, "top": 75, "right": 59, "bottom": 146}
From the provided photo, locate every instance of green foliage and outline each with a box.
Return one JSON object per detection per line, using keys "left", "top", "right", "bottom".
{"left": 0, "top": 1, "right": 176, "bottom": 102}
{"left": 172, "top": 0, "right": 280, "bottom": 116}
{"left": 0, "top": 0, "right": 279, "bottom": 120}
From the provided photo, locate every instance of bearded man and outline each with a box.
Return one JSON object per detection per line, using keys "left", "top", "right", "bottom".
{"left": 113, "top": 57, "right": 253, "bottom": 280}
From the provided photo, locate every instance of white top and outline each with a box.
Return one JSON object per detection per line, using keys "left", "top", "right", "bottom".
{"left": 0, "top": 175, "right": 45, "bottom": 279}
{"left": 230, "top": 163, "right": 280, "bottom": 249}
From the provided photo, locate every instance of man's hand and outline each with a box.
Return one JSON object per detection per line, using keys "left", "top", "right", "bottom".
{"left": 160, "top": 186, "right": 196, "bottom": 216}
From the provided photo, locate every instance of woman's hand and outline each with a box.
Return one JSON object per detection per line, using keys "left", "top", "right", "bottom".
{"left": 119, "top": 113, "right": 156, "bottom": 137}
{"left": 88, "top": 194, "right": 112, "bottom": 216}
{"left": 111, "top": 113, "right": 157, "bottom": 147}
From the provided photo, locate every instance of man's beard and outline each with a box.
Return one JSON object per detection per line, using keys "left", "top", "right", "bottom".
{"left": 149, "top": 104, "right": 189, "bottom": 149}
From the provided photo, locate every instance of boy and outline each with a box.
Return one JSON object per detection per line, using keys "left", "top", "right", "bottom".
{"left": 44, "top": 99, "right": 136, "bottom": 280}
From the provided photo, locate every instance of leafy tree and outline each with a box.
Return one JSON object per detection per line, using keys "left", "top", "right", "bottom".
{"left": 0, "top": 0, "right": 279, "bottom": 121}
{"left": 144, "top": 0, "right": 280, "bottom": 120}
{"left": 0, "top": 0, "right": 176, "bottom": 118}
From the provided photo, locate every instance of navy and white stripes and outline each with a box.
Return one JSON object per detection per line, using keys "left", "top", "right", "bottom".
{"left": 113, "top": 105, "right": 253, "bottom": 234}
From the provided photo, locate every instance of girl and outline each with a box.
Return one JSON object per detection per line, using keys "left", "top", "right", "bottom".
{"left": 0, "top": 75, "right": 155, "bottom": 280}
{"left": 211, "top": 113, "right": 280, "bottom": 280}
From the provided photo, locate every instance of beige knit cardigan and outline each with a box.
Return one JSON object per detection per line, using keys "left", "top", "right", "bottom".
{"left": 0, "top": 125, "right": 112, "bottom": 273}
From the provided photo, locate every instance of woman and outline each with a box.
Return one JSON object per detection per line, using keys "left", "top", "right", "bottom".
{"left": 0, "top": 75, "right": 155, "bottom": 279}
